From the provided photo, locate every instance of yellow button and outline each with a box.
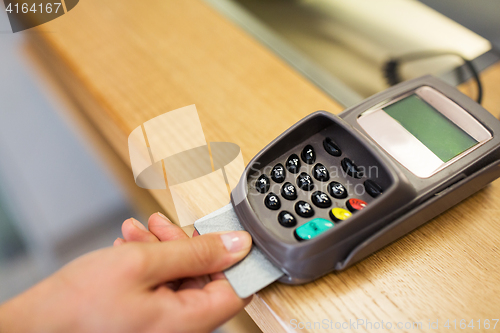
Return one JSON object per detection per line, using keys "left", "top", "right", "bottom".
{"left": 329, "top": 207, "right": 352, "bottom": 222}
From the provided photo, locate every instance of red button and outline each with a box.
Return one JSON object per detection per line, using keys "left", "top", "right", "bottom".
{"left": 346, "top": 198, "right": 367, "bottom": 212}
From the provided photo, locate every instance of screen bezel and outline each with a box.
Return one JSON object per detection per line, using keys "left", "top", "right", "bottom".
{"left": 357, "top": 86, "right": 492, "bottom": 178}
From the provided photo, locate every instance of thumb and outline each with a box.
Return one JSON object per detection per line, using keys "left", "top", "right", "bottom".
{"left": 139, "top": 231, "right": 252, "bottom": 284}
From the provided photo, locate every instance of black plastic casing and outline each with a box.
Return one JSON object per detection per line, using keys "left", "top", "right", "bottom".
{"left": 231, "top": 76, "right": 500, "bottom": 284}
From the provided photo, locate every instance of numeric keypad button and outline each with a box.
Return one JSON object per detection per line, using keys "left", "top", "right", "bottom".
{"left": 294, "top": 218, "right": 334, "bottom": 241}
{"left": 341, "top": 158, "right": 363, "bottom": 178}
{"left": 311, "top": 191, "right": 332, "bottom": 208}
{"left": 313, "top": 163, "right": 329, "bottom": 182}
{"left": 323, "top": 137, "right": 342, "bottom": 156}
{"left": 264, "top": 192, "right": 281, "bottom": 210}
{"left": 278, "top": 211, "right": 297, "bottom": 228}
{"left": 255, "top": 175, "right": 270, "bottom": 193}
{"left": 295, "top": 200, "right": 315, "bottom": 218}
{"left": 328, "top": 181, "right": 348, "bottom": 199}
{"left": 301, "top": 145, "right": 316, "bottom": 164}
{"left": 271, "top": 163, "right": 286, "bottom": 183}
{"left": 329, "top": 207, "right": 351, "bottom": 222}
{"left": 281, "top": 182, "right": 297, "bottom": 200}
{"left": 364, "top": 179, "right": 383, "bottom": 198}
{"left": 296, "top": 172, "right": 314, "bottom": 191}
{"left": 286, "top": 154, "right": 301, "bottom": 174}
{"left": 346, "top": 198, "right": 367, "bottom": 212}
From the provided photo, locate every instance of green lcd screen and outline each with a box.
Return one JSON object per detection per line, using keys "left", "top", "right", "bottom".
{"left": 383, "top": 94, "right": 477, "bottom": 162}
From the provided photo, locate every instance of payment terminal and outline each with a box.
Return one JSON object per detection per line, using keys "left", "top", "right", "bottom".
{"left": 230, "top": 75, "right": 500, "bottom": 284}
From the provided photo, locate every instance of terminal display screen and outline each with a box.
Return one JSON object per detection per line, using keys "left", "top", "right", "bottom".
{"left": 383, "top": 94, "right": 478, "bottom": 162}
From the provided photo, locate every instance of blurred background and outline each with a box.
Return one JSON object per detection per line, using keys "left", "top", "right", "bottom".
{"left": 207, "top": 0, "right": 498, "bottom": 106}
{"left": 0, "top": 0, "right": 499, "bottom": 332}
{"left": 0, "top": 10, "right": 140, "bottom": 300}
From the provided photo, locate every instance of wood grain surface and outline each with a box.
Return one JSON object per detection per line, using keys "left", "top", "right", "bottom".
{"left": 28, "top": 0, "right": 500, "bottom": 331}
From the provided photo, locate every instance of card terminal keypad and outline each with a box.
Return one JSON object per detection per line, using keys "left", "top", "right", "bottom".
{"left": 249, "top": 127, "right": 383, "bottom": 242}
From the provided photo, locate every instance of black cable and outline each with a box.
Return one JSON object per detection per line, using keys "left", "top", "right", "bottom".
{"left": 383, "top": 51, "right": 483, "bottom": 105}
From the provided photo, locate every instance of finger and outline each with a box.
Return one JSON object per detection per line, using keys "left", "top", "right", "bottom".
{"left": 210, "top": 272, "right": 226, "bottom": 281}
{"left": 178, "top": 276, "right": 211, "bottom": 290}
{"left": 164, "top": 280, "right": 182, "bottom": 291}
{"left": 113, "top": 238, "right": 125, "bottom": 246}
{"left": 163, "top": 279, "right": 252, "bottom": 332}
{"left": 192, "top": 228, "right": 224, "bottom": 282}
{"left": 148, "top": 213, "right": 188, "bottom": 241}
{"left": 122, "top": 218, "right": 159, "bottom": 243}
{"left": 140, "top": 231, "right": 252, "bottom": 284}
{"left": 191, "top": 231, "right": 229, "bottom": 281}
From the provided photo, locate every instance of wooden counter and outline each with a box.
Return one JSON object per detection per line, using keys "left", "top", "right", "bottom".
{"left": 29, "top": 0, "right": 500, "bottom": 331}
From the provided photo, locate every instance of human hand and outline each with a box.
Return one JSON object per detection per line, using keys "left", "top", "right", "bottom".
{"left": 0, "top": 213, "right": 252, "bottom": 333}
{"left": 115, "top": 213, "right": 230, "bottom": 290}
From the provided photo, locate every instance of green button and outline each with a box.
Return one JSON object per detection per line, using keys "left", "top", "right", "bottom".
{"left": 294, "top": 218, "right": 334, "bottom": 241}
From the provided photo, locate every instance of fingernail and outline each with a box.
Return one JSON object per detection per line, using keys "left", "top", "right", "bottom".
{"left": 131, "top": 218, "right": 147, "bottom": 231}
{"left": 156, "top": 212, "right": 171, "bottom": 223}
{"left": 114, "top": 238, "right": 125, "bottom": 246}
{"left": 220, "top": 231, "right": 251, "bottom": 253}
